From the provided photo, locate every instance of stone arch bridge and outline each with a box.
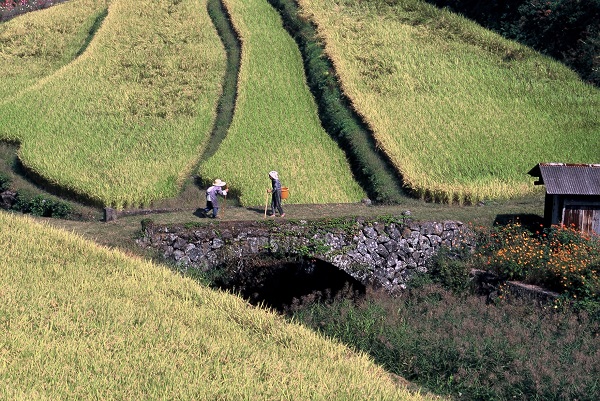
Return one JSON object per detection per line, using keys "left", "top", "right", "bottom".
{"left": 137, "top": 217, "right": 475, "bottom": 294}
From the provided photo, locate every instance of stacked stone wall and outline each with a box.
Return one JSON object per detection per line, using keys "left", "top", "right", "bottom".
{"left": 137, "top": 217, "right": 476, "bottom": 293}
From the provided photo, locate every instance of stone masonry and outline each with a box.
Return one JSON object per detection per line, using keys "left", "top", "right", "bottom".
{"left": 137, "top": 217, "right": 476, "bottom": 294}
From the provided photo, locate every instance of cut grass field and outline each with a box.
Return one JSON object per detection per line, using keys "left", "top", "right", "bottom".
{"left": 198, "top": 0, "right": 365, "bottom": 206}
{"left": 0, "top": 0, "right": 226, "bottom": 209}
{"left": 298, "top": 0, "right": 600, "bottom": 204}
{"left": 0, "top": 211, "right": 445, "bottom": 400}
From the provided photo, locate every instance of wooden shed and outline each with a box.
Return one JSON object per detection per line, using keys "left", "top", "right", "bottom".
{"left": 528, "top": 163, "right": 600, "bottom": 235}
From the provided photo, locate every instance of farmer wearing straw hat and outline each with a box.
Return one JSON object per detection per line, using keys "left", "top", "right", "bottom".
{"left": 202, "top": 178, "right": 228, "bottom": 218}
{"left": 267, "top": 171, "right": 285, "bottom": 217}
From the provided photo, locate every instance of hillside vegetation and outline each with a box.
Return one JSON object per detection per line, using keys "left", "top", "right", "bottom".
{"left": 0, "top": 211, "right": 442, "bottom": 400}
{"left": 0, "top": 0, "right": 105, "bottom": 100}
{"left": 298, "top": 0, "right": 599, "bottom": 204}
{"left": 198, "top": 0, "right": 365, "bottom": 206}
{"left": 425, "top": 0, "right": 600, "bottom": 86}
{"left": 0, "top": 0, "right": 226, "bottom": 209}
{"left": 1, "top": 0, "right": 598, "bottom": 209}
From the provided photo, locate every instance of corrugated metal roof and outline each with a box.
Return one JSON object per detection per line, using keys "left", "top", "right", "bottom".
{"left": 528, "top": 163, "right": 600, "bottom": 195}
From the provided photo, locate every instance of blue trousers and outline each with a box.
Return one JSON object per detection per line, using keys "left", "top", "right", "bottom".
{"left": 203, "top": 201, "right": 218, "bottom": 218}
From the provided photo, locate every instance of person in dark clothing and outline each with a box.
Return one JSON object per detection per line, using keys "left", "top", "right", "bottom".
{"left": 267, "top": 170, "right": 285, "bottom": 217}
{"left": 202, "top": 178, "right": 228, "bottom": 218}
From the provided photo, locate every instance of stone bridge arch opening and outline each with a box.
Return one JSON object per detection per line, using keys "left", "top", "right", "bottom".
{"left": 210, "top": 255, "right": 366, "bottom": 313}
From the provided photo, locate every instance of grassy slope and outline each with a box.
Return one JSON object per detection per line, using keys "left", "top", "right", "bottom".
{"left": 298, "top": 0, "right": 600, "bottom": 203}
{"left": 0, "top": 0, "right": 225, "bottom": 209}
{"left": 198, "top": 0, "right": 365, "bottom": 206}
{"left": 0, "top": 211, "right": 442, "bottom": 400}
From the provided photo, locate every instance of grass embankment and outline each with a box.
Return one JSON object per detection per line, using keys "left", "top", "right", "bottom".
{"left": 0, "top": 211, "right": 441, "bottom": 400}
{"left": 0, "top": 0, "right": 226, "bottom": 209}
{"left": 198, "top": 0, "right": 365, "bottom": 206}
{"left": 299, "top": 0, "right": 600, "bottom": 204}
{"left": 202, "top": 0, "right": 240, "bottom": 161}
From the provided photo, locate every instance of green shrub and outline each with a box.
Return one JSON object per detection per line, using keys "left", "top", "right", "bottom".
{"left": 0, "top": 172, "right": 10, "bottom": 192}
{"left": 29, "top": 195, "right": 50, "bottom": 216}
{"left": 48, "top": 199, "right": 72, "bottom": 219}
{"left": 426, "top": 247, "right": 472, "bottom": 293}
{"left": 475, "top": 223, "right": 600, "bottom": 311}
{"left": 11, "top": 191, "right": 33, "bottom": 214}
{"left": 11, "top": 192, "right": 72, "bottom": 218}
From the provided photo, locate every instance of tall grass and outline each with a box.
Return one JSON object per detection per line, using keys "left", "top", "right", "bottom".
{"left": 298, "top": 0, "right": 600, "bottom": 204}
{"left": 292, "top": 285, "right": 600, "bottom": 401}
{"left": 0, "top": 210, "right": 443, "bottom": 400}
{"left": 0, "top": 0, "right": 226, "bottom": 209}
{"left": 198, "top": 0, "right": 365, "bottom": 206}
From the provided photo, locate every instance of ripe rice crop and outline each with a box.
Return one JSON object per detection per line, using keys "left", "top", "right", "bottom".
{"left": 298, "top": 0, "right": 600, "bottom": 204}
{"left": 0, "top": 0, "right": 226, "bottom": 209}
{"left": 198, "top": 0, "right": 365, "bottom": 206}
{"left": 0, "top": 0, "right": 105, "bottom": 100}
{"left": 0, "top": 211, "right": 435, "bottom": 401}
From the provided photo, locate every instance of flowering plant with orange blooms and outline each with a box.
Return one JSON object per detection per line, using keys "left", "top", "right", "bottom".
{"left": 476, "top": 223, "right": 600, "bottom": 303}
{"left": 543, "top": 224, "right": 600, "bottom": 300}
{"left": 476, "top": 222, "right": 542, "bottom": 279}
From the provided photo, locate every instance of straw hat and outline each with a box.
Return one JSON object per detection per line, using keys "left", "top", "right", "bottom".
{"left": 268, "top": 171, "right": 278, "bottom": 180}
{"left": 212, "top": 179, "right": 226, "bottom": 187}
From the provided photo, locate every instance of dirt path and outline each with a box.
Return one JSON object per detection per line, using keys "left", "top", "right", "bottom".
{"left": 44, "top": 194, "right": 545, "bottom": 256}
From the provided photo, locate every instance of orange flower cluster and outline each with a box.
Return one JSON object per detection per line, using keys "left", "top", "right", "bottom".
{"left": 545, "top": 225, "right": 600, "bottom": 296}
{"left": 479, "top": 223, "right": 600, "bottom": 300}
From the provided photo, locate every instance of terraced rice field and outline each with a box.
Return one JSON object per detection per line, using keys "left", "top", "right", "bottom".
{"left": 298, "top": 0, "right": 600, "bottom": 203}
{"left": 0, "top": 0, "right": 597, "bottom": 209}
{"left": 197, "top": 0, "right": 365, "bottom": 206}
{"left": 0, "top": 0, "right": 226, "bottom": 209}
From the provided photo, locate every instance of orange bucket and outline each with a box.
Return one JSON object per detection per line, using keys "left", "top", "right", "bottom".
{"left": 281, "top": 187, "right": 289, "bottom": 200}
